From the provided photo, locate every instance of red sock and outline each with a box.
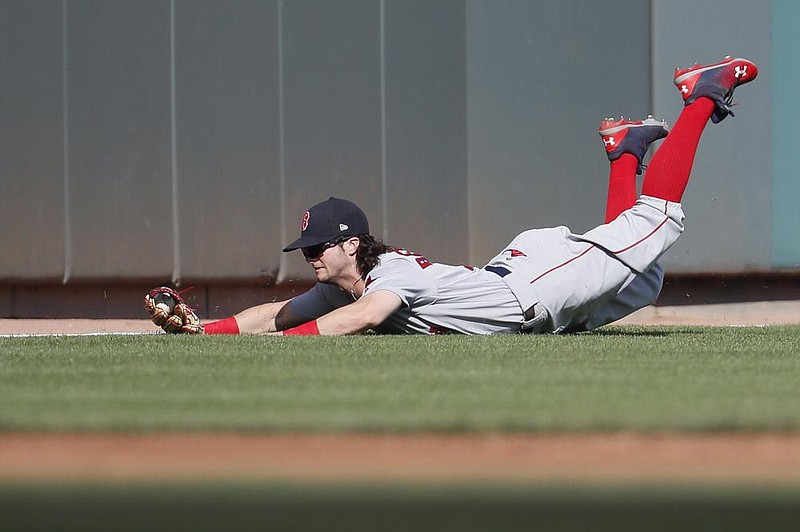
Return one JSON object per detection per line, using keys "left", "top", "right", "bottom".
{"left": 283, "top": 320, "right": 320, "bottom": 336}
{"left": 641, "top": 98, "right": 715, "bottom": 202}
{"left": 604, "top": 153, "right": 639, "bottom": 223}
{"left": 203, "top": 316, "right": 240, "bottom": 335}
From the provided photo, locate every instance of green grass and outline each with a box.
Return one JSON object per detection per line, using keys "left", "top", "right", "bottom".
{"left": 2, "top": 325, "right": 800, "bottom": 432}
{"left": 3, "top": 482, "right": 800, "bottom": 532}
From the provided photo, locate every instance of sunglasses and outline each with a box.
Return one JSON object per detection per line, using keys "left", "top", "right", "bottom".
{"left": 301, "top": 237, "right": 348, "bottom": 260}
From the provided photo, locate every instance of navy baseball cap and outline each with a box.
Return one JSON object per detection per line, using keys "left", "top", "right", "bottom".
{"left": 282, "top": 197, "right": 370, "bottom": 252}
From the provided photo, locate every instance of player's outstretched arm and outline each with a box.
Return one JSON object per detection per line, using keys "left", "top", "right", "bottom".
{"left": 208, "top": 297, "right": 326, "bottom": 334}
{"left": 280, "top": 290, "right": 403, "bottom": 336}
{"left": 229, "top": 300, "right": 295, "bottom": 334}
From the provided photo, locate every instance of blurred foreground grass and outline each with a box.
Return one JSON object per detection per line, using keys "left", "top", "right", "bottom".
{"left": 2, "top": 482, "right": 800, "bottom": 532}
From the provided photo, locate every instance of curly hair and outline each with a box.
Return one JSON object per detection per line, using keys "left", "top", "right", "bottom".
{"left": 355, "top": 234, "right": 394, "bottom": 277}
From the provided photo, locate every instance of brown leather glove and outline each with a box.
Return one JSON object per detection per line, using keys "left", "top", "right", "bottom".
{"left": 144, "top": 287, "right": 204, "bottom": 334}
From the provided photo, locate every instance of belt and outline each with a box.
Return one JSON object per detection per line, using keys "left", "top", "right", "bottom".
{"left": 486, "top": 264, "right": 548, "bottom": 332}
{"left": 484, "top": 265, "right": 511, "bottom": 278}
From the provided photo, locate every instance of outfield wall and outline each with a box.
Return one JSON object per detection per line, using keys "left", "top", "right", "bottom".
{"left": 1, "top": 0, "right": 796, "bottom": 317}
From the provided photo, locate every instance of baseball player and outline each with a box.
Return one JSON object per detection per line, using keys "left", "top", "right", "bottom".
{"left": 146, "top": 56, "right": 758, "bottom": 336}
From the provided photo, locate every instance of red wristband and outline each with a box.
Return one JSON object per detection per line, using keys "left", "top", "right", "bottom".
{"left": 283, "top": 320, "right": 320, "bottom": 336}
{"left": 203, "top": 316, "right": 240, "bottom": 335}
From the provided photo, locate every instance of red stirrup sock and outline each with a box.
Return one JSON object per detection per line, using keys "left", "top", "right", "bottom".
{"left": 203, "top": 316, "right": 240, "bottom": 335}
{"left": 641, "top": 98, "right": 715, "bottom": 203}
{"left": 283, "top": 320, "right": 321, "bottom": 336}
{"left": 604, "top": 153, "right": 639, "bottom": 223}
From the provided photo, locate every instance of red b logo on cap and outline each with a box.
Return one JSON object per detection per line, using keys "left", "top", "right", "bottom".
{"left": 301, "top": 211, "right": 310, "bottom": 232}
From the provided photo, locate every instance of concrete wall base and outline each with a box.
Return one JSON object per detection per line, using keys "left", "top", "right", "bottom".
{"left": 1, "top": 273, "right": 799, "bottom": 319}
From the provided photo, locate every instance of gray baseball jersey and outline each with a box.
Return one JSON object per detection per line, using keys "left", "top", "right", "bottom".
{"left": 289, "top": 195, "right": 683, "bottom": 335}
{"left": 291, "top": 253, "right": 525, "bottom": 334}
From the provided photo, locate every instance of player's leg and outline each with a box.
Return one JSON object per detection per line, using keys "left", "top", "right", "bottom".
{"left": 567, "top": 263, "right": 665, "bottom": 332}
{"left": 599, "top": 117, "right": 669, "bottom": 223}
{"left": 578, "top": 57, "right": 761, "bottom": 331}
{"left": 641, "top": 56, "right": 759, "bottom": 202}
{"left": 604, "top": 155, "right": 638, "bottom": 224}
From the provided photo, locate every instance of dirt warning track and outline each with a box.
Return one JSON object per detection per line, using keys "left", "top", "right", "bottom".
{"left": 2, "top": 432, "right": 800, "bottom": 484}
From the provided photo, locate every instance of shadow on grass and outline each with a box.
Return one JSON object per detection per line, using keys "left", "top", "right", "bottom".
{"left": 580, "top": 327, "right": 702, "bottom": 338}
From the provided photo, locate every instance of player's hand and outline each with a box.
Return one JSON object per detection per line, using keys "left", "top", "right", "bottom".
{"left": 144, "top": 287, "right": 204, "bottom": 334}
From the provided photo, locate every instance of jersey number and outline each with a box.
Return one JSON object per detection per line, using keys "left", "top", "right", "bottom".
{"left": 393, "top": 249, "right": 432, "bottom": 269}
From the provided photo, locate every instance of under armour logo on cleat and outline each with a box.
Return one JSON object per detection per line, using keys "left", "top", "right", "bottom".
{"left": 602, "top": 136, "right": 615, "bottom": 147}
{"left": 734, "top": 65, "right": 748, "bottom": 79}
{"left": 680, "top": 84, "right": 689, "bottom": 94}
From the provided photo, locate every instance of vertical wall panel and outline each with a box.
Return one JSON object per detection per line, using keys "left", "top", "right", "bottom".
{"left": 770, "top": 0, "right": 800, "bottom": 268}
{"left": 279, "top": 0, "right": 383, "bottom": 280}
{"left": 66, "top": 0, "right": 172, "bottom": 279}
{"left": 652, "top": 0, "right": 771, "bottom": 272}
{"left": 0, "top": 0, "right": 64, "bottom": 280}
{"left": 383, "top": 0, "right": 468, "bottom": 264}
{"left": 466, "top": 0, "right": 651, "bottom": 265}
{"left": 175, "top": 0, "right": 281, "bottom": 281}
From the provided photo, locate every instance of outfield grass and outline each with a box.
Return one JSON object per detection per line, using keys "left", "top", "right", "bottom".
{"left": 2, "top": 325, "right": 800, "bottom": 432}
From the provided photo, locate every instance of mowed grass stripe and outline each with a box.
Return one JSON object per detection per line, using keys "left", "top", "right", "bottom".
{"left": 1, "top": 326, "right": 800, "bottom": 432}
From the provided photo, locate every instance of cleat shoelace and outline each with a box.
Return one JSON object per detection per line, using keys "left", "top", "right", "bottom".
{"left": 721, "top": 87, "right": 739, "bottom": 117}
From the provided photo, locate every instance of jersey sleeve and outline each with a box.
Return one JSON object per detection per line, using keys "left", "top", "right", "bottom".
{"left": 363, "top": 256, "right": 437, "bottom": 308}
{"left": 288, "top": 283, "right": 353, "bottom": 321}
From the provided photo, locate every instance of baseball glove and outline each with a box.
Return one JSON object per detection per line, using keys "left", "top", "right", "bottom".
{"left": 144, "top": 286, "right": 204, "bottom": 334}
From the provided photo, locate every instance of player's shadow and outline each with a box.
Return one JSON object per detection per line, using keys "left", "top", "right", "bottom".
{"left": 579, "top": 327, "right": 699, "bottom": 338}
